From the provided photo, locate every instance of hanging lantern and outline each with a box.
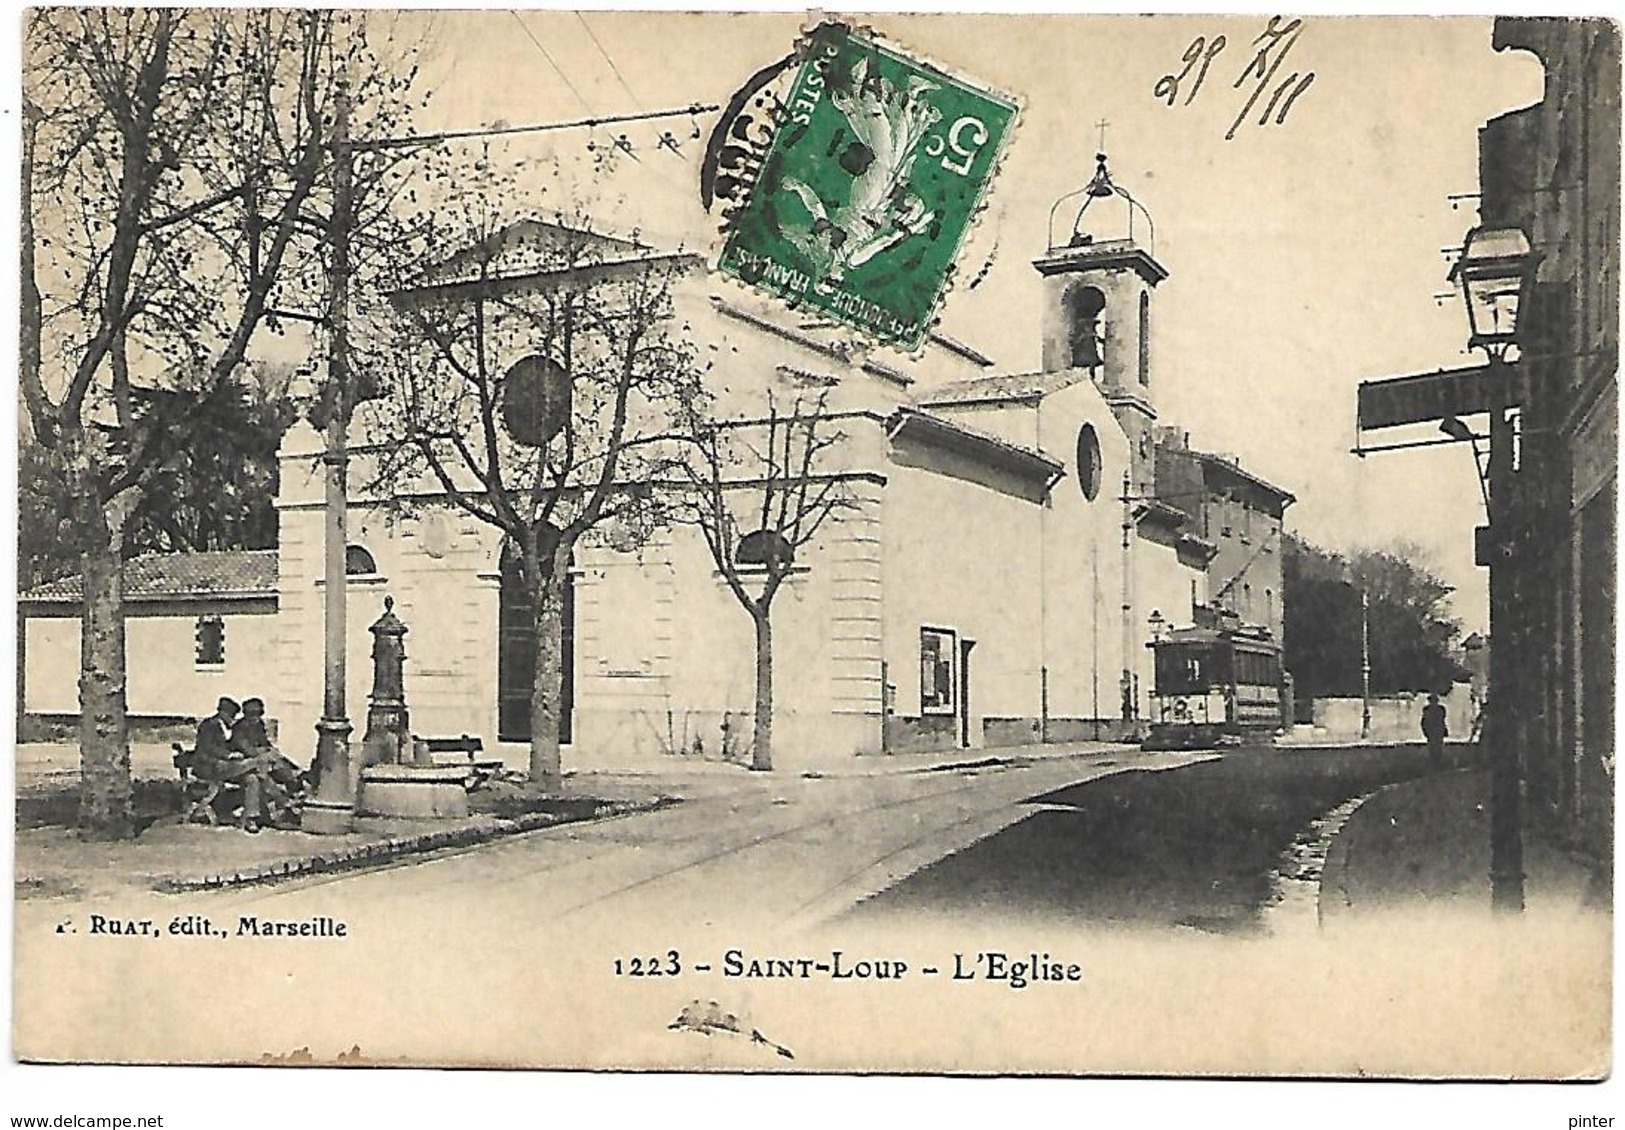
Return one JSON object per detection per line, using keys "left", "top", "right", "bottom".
{"left": 1448, "top": 226, "right": 1539, "bottom": 359}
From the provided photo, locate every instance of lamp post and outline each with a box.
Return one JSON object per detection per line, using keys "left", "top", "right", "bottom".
{"left": 302, "top": 85, "right": 357, "bottom": 835}
{"left": 292, "top": 91, "right": 720, "bottom": 831}
{"left": 1449, "top": 224, "right": 1540, "bottom": 913}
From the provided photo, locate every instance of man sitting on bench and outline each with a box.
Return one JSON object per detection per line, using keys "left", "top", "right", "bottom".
{"left": 193, "top": 696, "right": 277, "bottom": 833}
{"left": 230, "top": 697, "right": 303, "bottom": 825}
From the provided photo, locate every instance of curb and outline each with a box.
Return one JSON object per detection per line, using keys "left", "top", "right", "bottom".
{"left": 158, "top": 797, "right": 679, "bottom": 894}
{"left": 1315, "top": 767, "right": 1484, "bottom": 921}
{"left": 1260, "top": 789, "right": 1383, "bottom": 935}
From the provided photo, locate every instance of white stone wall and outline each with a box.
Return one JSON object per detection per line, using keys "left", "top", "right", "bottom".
{"left": 895, "top": 377, "right": 1162, "bottom": 739}
{"left": 571, "top": 514, "right": 872, "bottom": 771}
{"left": 1034, "top": 380, "right": 1145, "bottom": 726}
{"left": 882, "top": 457, "right": 1044, "bottom": 745}
{"left": 25, "top": 607, "right": 279, "bottom": 720}
{"left": 1310, "top": 689, "right": 1474, "bottom": 742}
{"left": 274, "top": 417, "right": 505, "bottom": 762}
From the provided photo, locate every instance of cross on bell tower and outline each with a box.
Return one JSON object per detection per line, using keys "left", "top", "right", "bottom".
{"left": 1034, "top": 146, "right": 1167, "bottom": 494}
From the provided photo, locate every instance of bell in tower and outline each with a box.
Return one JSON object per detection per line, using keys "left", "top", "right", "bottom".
{"left": 1034, "top": 145, "right": 1167, "bottom": 491}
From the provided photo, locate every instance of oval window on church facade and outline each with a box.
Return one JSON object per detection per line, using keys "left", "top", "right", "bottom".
{"left": 1076, "top": 423, "right": 1103, "bottom": 500}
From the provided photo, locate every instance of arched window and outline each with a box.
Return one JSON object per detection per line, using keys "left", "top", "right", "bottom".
{"left": 1067, "top": 285, "right": 1106, "bottom": 370}
{"left": 345, "top": 544, "right": 378, "bottom": 576}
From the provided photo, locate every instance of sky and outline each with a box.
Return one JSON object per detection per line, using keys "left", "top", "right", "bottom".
{"left": 381, "top": 12, "right": 1546, "bottom": 632}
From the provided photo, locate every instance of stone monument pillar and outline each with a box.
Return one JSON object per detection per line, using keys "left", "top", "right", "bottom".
{"left": 355, "top": 596, "right": 469, "bottom": 818}
{"left": 360, "top": 596, "right": 413, "bottom": 767}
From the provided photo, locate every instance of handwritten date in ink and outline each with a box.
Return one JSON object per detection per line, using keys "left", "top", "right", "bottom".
{"left": 1155, "top": 16, "right": 1315, "bottom": 140}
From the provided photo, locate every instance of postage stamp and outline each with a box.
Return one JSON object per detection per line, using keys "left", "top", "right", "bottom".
{"left": 715, "top": 22, "right": 1018, "bottom": 351}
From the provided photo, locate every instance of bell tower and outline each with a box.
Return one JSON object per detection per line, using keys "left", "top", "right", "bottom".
{"left": 1033, "top": 150, "right": 1167, "bottom": 494}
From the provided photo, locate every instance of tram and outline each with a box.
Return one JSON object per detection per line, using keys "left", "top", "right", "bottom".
{"left": 1143, "top": 625, "right": 1284, "bottom": 750}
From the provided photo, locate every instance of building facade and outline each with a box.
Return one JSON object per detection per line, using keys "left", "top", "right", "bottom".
{"left": 1477, "top": 17, "right": 1618, "bottom": 863}
{"left": 269, "top": 244, "right": 1151, "bottom": 771}
{"left": 1153, "top": 431, "right": 1294, "bottom": 641}
{"left": 20, "top": 551, "right": 280, "bottom": 726}
{"left": 21, "top": 167, "right": 1296, "bottom": 773}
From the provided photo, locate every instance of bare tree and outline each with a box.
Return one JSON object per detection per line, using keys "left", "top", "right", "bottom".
{"left": 675, "top": 390, "right": 856, "bottom": 771}
{"left": 371, "top": 200, "right": 704, "bottom": 789}
{"left": 20, "top": 10, "right": 418, "bottom": 837}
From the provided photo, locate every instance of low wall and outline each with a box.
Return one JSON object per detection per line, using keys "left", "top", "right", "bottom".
{"left": 884, "top": 714, "right": 958, "bottom": 753}
{"left": 981, "top": 716, "right": 1137, "bottom": 746}
{"left": 574, "top": 706, "right": 883, "bottom": 771}
{"left": 1310, "top": 688, "right": 1475, "bottom": 742}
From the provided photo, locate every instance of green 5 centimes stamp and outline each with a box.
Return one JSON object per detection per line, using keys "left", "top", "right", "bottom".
{"left": 716, "top": 23, "right": 1017, "bottom": 351}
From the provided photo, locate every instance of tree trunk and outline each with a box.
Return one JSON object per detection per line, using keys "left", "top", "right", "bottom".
{"left": 752, "top": 609, "right": 773, "bottom": 772}
{"left": 73, "top": 488, "right": 133, "bottom": 840}
{"left": 527, "top": 558, "right": 567, "bottom": 789}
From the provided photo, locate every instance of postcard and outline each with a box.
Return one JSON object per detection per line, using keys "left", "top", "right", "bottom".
{"left": 13, "top": 8, "right": 1615, "bottom": 1078}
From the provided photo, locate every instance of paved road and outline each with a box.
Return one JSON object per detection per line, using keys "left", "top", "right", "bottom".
{"left": 18, "top": 740, "right": 1581, "bottom": 1073}
{"left": 842, "top": 741, "right": 1474, "bottom": 935}
{"left": 171, "top": 748, "right": 1206, "bottom": 939}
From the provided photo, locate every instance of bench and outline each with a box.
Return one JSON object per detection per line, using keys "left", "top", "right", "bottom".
{"left": 171, "top": 742, "right": 244, "bottom": 825}
{"left": 421, "top": 735, "right": 505, "bottom": 789}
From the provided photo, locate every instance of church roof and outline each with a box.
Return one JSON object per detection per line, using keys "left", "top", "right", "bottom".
{"left": 914, "top": 370, "right": 1087, "bottom": 407}
{"left": 423, "top": 217, "right": 646, "bottom": 283}
{"left": 888, "top": 407, "right": 1064, "bottom": 486}
{"left": 21, "top": 550, "right": 278, "bottom": 606}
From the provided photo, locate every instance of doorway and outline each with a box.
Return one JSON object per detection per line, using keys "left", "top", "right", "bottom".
{"left": 498, "top": 546, "right": 574, "bottom": 744}
{"left": 958, "top": 638, "right": 976, "bottom": 747}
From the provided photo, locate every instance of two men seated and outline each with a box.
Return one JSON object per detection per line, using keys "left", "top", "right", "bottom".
{"left": 193, "top": 696, "right": 305, "bottom": 833}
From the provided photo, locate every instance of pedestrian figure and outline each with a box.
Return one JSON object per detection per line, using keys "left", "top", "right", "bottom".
{"left": 1421, "top": 692, "right": 1448, "bottom": 768}
{"left": 230, "top": 697, "right": 303, "bottom": 826}
{"left": 192, "top": 696, "right": 272, "bottom": 832}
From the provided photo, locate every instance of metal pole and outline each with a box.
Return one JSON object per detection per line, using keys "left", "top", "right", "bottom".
{"left": 1091, "top": 557, "right": 1101, "bottom": 741}
{"left": 1120, "top": 469, "right": 1135, "bottom": 725}
{"left": 1467, "top": 434, "right": 1492, "bottom": 512}
{"left": 1360, "top": 588, "right": 1372, "bottom": 739}
{"left": 1486, "top": 359, "right": 1525, "bottom": 911}
{"left": 1040, "top": 665, "right": 1049, "bottom": 744}
{"left": 305, "top": 85, "right": 355, "bottom": 835}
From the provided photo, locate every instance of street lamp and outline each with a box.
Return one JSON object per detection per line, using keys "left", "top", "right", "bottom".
{"left": 1449, "top": 226, "right": 1539, "bottom": 361}
{"left": 1147, "top": 609, "right": 1166, "bottom": 642}
{"left": 1450, "top": 223, "right": 1539, "bottom": 913}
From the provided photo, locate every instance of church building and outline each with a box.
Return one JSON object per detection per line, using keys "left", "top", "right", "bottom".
{"left": 21, "top": 155, "right": 1293, "bottom": 773}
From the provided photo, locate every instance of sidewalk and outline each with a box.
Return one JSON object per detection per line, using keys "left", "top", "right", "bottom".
{"left": 843, "top": 738, "right": 1140, "bottom": 775}
{"left": 14, "top": 738, "right": 1144, "bottom": 903}
{"left": 484, "top": 737, "right": 1142, "bottom": 778}
{"left": 16, "top": 740, "right": 184, "bottom": 790}
{"left": 1317, "top": 767, "right": 1609, "bottom": 924}
{"left": 1273, "top": 729, "right": 1478, "bottom": 751}
{"left": 14, "top": 753, "right": 689, "bottom": 903}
